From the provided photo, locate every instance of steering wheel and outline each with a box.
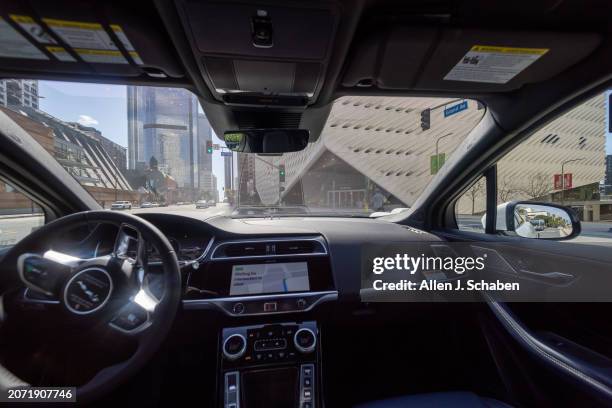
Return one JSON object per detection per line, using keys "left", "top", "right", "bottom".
{"left": 0, "top": 210, "right": 181, "bottom": 403}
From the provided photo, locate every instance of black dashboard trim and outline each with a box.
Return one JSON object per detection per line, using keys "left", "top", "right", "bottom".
{"left": 182, "top": 290, "right": 338, "bottom": 316}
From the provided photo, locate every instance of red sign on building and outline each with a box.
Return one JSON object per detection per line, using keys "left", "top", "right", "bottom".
{"left": 554, "top": 173, "right": 573, "bottom": 190}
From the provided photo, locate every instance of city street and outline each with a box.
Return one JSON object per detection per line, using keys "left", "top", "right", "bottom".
{"left": 3, "top": 208, "right": 612, "bottom": 249}
{"left": 127, "top": 203, "right": 232, "bottom": 218}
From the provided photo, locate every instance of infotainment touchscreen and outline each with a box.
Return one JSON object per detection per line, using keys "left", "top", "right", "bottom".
{"left": 229, "top": 262, "right": 310, "bottom": 296}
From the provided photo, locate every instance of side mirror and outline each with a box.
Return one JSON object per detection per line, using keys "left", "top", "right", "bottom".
{"left": 503, "top": 201, "right": 581, "bottom": 240}
{"left": 223, "top": 129, "right": 309, "bottom": 154}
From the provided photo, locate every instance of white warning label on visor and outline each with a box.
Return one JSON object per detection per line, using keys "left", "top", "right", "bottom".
{"left": 75, "top": 49, "right": 127, "bottom": 64}
{"left": 46, "top": 46, "right": 76, "bottom": 62}
{"left": 444, "top": 45, "right": 549, "bottom": 84}
{"left": 10, "top": 15, "right": 57, "bottom": 44}
{"left": 42, "top": 18, "right": 117, "bottom": 50}
{"left": 0, "top": 17, "right": 48, "bottom": 59}
{"left": 110, "top": 25, "right": 134, "bottom": 51}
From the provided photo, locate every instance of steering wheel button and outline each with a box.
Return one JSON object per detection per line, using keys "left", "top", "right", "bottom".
{"left": 111, "top": 304, "right": 148, "bottom": 331}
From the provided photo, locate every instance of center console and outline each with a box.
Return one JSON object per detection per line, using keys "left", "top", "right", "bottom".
{"left": 221, "top": 321, "right": 319, "bottom": 408}
{"left": 184, "top": 237, "right": 332, "bottom": 407}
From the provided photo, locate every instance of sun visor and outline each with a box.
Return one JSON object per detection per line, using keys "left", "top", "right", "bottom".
{"left": 0, "top": 1, "right": 185, "bottom": 79}
{"left": 343, "top": 27, "right": 601, "bottom": 92}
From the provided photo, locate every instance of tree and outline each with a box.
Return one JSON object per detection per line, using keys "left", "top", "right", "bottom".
{"left": 521, "top": 172, "right": 552, "bottom": 200}
{"left": 497, "top": 175, "right": 521, "bottom": 203}
{"left": 466, "top": 178, "right": 486, "bottom": 215}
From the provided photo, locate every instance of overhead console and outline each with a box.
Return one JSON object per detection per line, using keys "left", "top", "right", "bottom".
{"left": 177, "top": 0, "right": 340, "bottom": 108}
{"left": 184, "top": 236, "right": 336, "bottom": 316}
{"left": 343, "top": 26, "right": 602, "bottom": 92}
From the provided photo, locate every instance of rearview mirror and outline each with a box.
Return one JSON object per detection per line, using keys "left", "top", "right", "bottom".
{"left": 505, "top": 201, "right": 580, "bottom": 240}
{"left": 223, "top": 129, "right": 309, "bottom": 154}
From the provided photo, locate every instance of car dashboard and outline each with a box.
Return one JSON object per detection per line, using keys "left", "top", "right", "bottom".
{"left": 123, "top": 213, "right": 444, "bottom": 408}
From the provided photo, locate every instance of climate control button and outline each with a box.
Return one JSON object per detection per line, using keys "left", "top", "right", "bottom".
{"left": 294, "top": 328, "right": 316, "bottom": 353}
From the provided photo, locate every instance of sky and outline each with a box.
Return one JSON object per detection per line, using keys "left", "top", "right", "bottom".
{"left": 39, "top": 81, "right": 228, "bottom": 198}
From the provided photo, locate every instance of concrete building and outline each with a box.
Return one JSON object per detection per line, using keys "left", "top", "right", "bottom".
{"left": 212, "top": 174, "right": 219, "bottom": 202}
{"left": 237, "top": 153, "right": 258, "bottom": 205}
{"left": 224, "top": 152, "right": 234, "bottom": 193}
{"left": 69, "top": 122, "right": 127, "bottom": 172}
{"left": 0, "top": 79, "right": 39, "bottom": 109}
{"left": 197, "top": 113, "right": 214, "bottom": 196}
{"left": 248, "top": 94, "right": 607, "bottom": 217}
{"left": 604, "top": 155, "right": 612, "bottom": 195}
{"left": 0, "top": 106, "right": 137, "bottom": 207}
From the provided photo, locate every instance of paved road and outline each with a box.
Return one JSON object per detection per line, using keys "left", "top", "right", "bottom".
{"left": 126, "top": 203, "right": 232, "bottom": 218}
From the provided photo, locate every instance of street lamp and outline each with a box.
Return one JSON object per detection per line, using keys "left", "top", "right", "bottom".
{"left": 560, "top": 158, "right": 584, "bottom": 205}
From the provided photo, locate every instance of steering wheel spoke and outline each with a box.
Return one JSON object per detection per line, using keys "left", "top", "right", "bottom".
{"left": 17, "top": 251, "right": 76, "bottom": 297}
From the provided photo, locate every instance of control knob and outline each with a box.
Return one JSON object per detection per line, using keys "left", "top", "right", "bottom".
{"left": 223, "top": 334, "right": 247, "bottom": 361}
{"left": 294, "top": 328, "right": 316, "bottom": 353}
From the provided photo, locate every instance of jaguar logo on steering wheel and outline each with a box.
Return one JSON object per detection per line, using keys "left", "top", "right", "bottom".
{"left": 63, "top": 268, "right": 113, "bottom": 315}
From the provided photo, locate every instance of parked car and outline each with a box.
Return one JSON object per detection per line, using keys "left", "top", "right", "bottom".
{"left": 110, "top": 201, "right": 132, "bottom": 210}
{"left": 196, "top": 200, "right": 209, "bottom": 209}
{"left": 140, "top": 202, "right": 154, "bottom": 208}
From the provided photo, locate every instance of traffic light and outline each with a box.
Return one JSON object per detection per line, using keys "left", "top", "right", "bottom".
{"left": 279, "top": 164, "right": 286, "bottom": 183}
{"left": 420, "top": 108, "right": 430, "bottom": 131}
{"left": 206, "top": 140, "right": 213, "bottom": 154}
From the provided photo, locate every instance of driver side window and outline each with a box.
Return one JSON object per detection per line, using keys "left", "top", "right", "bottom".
{"left": 0, "top": 180, "right": 44, "bottom": 249}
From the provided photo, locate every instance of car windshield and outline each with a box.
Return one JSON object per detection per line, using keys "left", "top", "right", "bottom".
{"left": 0, "top": 80, "right": 485, "bottom": 216}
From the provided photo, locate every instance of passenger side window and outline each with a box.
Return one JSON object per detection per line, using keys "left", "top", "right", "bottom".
{"left": 495, "top": 90, "right": 611, "bottom": 243}
{"left": 455, "top": 176, "right": 486, "bottom": 233}
{"left": 0, "top": 181, "right": 44, "bottom": 248}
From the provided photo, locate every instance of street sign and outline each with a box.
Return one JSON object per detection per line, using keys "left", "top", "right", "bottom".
{"left": 430, "top": 153, "right": 445, "bottom": 174}
{"left": 444, "top": 100, "right": 468, "bottom": 118}
{"left": 221, "top": 151, "right": 232, "bottom": 157}
{"left": 554, "top": 173, "right": 572, "bottom": 190}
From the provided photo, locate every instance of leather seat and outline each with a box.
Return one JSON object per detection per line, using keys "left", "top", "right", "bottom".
{"left": 354, "top": 391, "right": 512, "bottom": 408}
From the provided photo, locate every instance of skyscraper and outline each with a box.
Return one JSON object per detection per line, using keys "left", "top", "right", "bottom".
{"left": 224, "top": 152, "right": 234, "bottom": 193}
{"left": 605, "top": 155, "right": 612, "bottom": 195}
{"left": 197, "top": 113, "right": 214, "bottom": 195}
{"left": 127, "top": 86, "right": 200, "bottom": 190}
{"left": 0, "top": 79, "right": 39, "bottom": 109}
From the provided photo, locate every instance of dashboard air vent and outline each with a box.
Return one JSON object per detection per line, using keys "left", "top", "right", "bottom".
{"left": 223, "top": 242, "right": 267, "bottom": 257}
{"left": 275, "top": 240, "right": 319, "bottom": 255}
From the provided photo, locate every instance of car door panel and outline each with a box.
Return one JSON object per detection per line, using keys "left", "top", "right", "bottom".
{"left": 439, "top": 228, "right": 612, "bottom": 404}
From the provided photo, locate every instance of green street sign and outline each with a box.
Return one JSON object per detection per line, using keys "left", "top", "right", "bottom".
{"left": 430, "top": 153, "right": 446, "bottom": 174}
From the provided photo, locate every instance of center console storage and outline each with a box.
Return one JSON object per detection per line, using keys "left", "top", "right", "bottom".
{"left": 221, "top": 321, "right": 318, "bottom": 408}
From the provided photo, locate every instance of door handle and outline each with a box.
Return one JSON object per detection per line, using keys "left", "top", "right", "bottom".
{"left": 518, "top": 269, "right": 575, "bottom": 284}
